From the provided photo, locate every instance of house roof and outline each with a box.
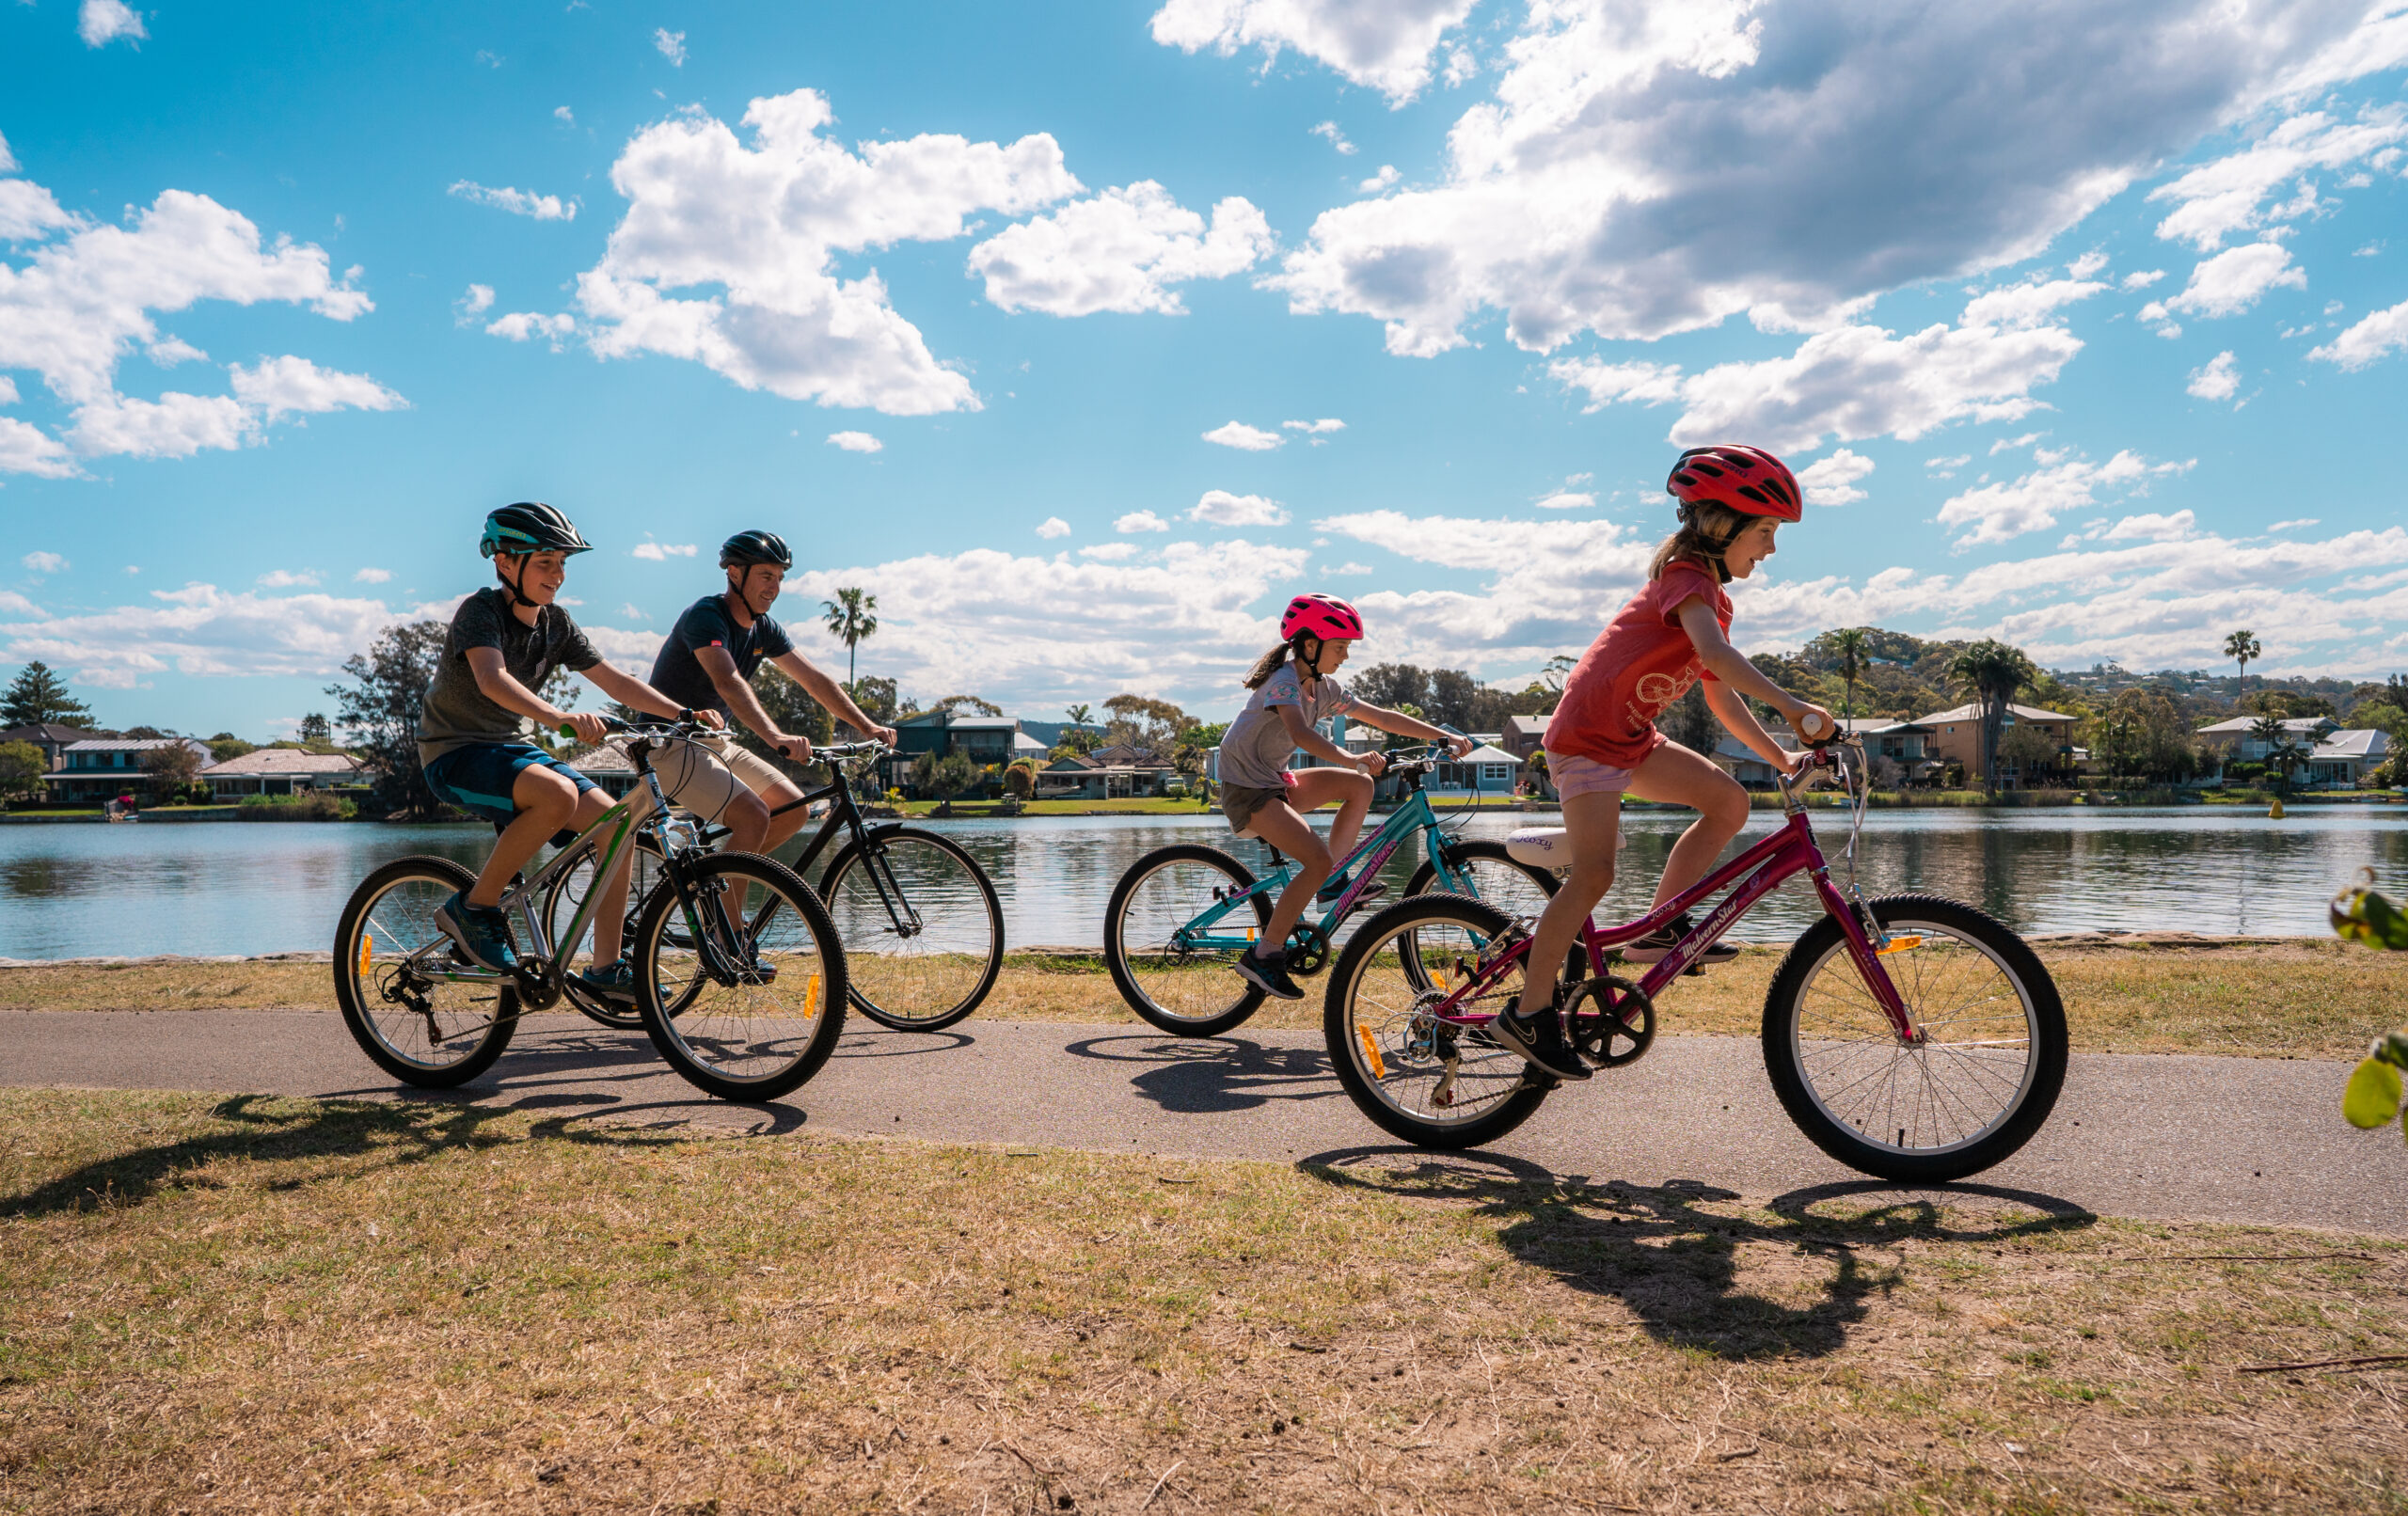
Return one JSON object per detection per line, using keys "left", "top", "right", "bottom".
{"left": 2311, "top": 728, "right": 2388, "bottom": 760}
{"left": 204, "top": 749, "right": 362, "bottom": 777}
{"left": 946, "top": 716, "right": 1020, "bottom": 732}
{"left": 0, "top": 723, "right": 93, "bottom": 744}
{"left": 1012, "top": 731, "right": 1048, "bottom": 754}
{"left": 1042, "top": 755, "right": 1101, "bottom": 771}
{"left": 1918, "top": 703, "right": 2078, "bottom": 725}
{"left": 1459, "top": 743, "right": 1519, "bottom": 765}
{"left": 2196, "top": 715, "right": 2337, "bottom": 735}
{"left": 1835, "top": 717, "right": 1932, "bottom": 735}
{"left": 62, "top": 737, "right": 214, "bottom": 760}
{"left": 564, "top": 743, "right": 638, "bottom": 772}
{"left": 1503, "top": 713, "right": 1552, "bottom": 736}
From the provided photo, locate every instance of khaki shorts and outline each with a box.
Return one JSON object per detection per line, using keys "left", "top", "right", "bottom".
{"left": 1220, "top": 774, "right": 1296, "bottom": 835}
{"left": 649, "top": 732, "right": 790, "bottom": 825}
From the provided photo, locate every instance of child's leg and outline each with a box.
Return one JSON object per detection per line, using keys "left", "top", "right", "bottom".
{"left": 468, "top": 765, "right": 584, "bottom": 908}
{"left": 1242, "top": 798, "right": 1336, "bottom": 957}
{"left": 1511, "top": 789, "right": 1620, "bottom": 1015}
{"left": 1287, "top": 766, "right": 1373, "bottom": 859}
{"left": 1625, "top": 741, "right": 1751, "bottom": 908}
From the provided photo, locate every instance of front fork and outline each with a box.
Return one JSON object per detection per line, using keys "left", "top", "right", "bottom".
{"left": 1811, "top": 866, "right": 1921, "bottom": 1044}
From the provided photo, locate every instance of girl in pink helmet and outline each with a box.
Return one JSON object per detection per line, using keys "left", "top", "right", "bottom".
{"left": 1217, "top": 592, "right": 1473, "bottom": 1003}
{"left": 1490, "top": 446, "right": 1836, "bottom": 1082}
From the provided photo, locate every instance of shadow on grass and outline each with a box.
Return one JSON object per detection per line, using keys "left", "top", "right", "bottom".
{"left": 1065, "top": 1033, "right": 1341, "bottom": 1114}
{"left": 1299, "top": 1145, "right": 2095, "bottom": 1362}
{"left": 0, "top": 1090, "right": 799, "bottom": 1221}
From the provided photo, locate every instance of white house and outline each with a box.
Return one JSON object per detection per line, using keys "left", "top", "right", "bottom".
{"left": 202, "top": 748, "right": 363, "bottom": 799}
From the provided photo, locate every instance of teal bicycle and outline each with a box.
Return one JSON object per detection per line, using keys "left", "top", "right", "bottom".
{"left": 1102, "top": 747, "right": 1555, "bottom": 1035}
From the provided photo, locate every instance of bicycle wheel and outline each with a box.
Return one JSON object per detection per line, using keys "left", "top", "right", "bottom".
{"left": 543, "top": 831, "right": 670, "bottom": 1029}
{"left": 1762, "top": 893, "right": 2067, "bottom": 1183}
{"left": 333, "top": 856, "right": 517, "bottom": 1088}
{"left": 632, "top": 852, "right": 848, "bottom": 1101}
{"left": 1103, "top": 843, "right": 1275, "bottom": 1036}
{"left": 818, "top": 827, "right": 1004, "bottom": 1032}
{"left": 1324, "top": 893, "right": 1550, "bottom": 1149}
{"left": 1406, "top": 839, "right": 1557, "bottom": 916}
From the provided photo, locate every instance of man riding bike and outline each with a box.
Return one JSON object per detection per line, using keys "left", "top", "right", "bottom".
{"left": 643, "top": 529, "right": 897, "bottom": 857}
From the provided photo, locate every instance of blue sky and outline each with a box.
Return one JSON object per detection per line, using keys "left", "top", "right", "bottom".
{"left": 5, "top": 0, "right": 2408, "bottom": 738}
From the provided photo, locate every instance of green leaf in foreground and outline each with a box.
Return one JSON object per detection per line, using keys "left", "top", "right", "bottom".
{"left": 2342, "top": 1056, "right": 2403, "bottom": 1131}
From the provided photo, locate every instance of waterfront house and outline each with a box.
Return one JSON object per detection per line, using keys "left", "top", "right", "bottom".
{"left": 2194, "top": 717, "right": 2388, "bottom": 787}
{"left": 2194, "top": 715, "right": 2337, "bottom": 759}
{"left": 0, "top": 722, "right": 94, "bottom": 772}
{"left": 1916, "top": 703, "right": 2080, "bottom": 785}
{"left": 47, "top": 737, "right": 215, "bottom": 804}
{"left": 1500, "top": 713, "right": 1551, "bottom": 761}
{"left": 201, "top": 748, "right": 363, "bottom": 799}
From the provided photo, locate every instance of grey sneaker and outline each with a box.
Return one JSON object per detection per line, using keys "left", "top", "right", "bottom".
{"left": 1233, "top": 947, "right": 1305, "bottom": 1001}
{"left": 1623, "top": 911, "right": 1739, "bottom": 966}
{"left": 1488, "top": 1006, "right": 1592, "bottom": 1082}
{"left": 435, "top": 890, "right": 517, "bottom": 973}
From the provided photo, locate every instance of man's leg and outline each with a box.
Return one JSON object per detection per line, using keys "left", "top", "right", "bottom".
{"left": 1511, "top": 789, "right": 1621, "bottom": 1016}
{"left": 1625, "top": 741, "right": 1751, "bottom": 908}
{"left": 757, "top": 775, "right": 811, "bottom": 850}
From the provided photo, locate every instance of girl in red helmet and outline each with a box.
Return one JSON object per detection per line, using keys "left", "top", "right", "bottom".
{"left": 1217, "top": 592, "right": 1474, "bottom": 1003}
{"left": 1491, "top": 447, "right": 1836, "bottom": 1082}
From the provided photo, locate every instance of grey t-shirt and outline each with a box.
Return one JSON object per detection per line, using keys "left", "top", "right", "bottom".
{"left": 416, "top": 587, "right": 602, "bottom": 765}
{"left": 1217, "top": 665, "right": 1356, "bottom": 790}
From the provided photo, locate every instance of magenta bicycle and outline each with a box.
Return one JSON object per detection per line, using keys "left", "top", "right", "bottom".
{"left": 1322, "top": 738, "right": 2068, "bottom": 1182}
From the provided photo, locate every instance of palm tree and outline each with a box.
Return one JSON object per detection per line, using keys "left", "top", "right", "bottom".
{"left": 1946, "top": 639, "right": 2040, "bottom": 798}
{"left": 821, "top": 587, "right": 879, "bottom": 687}
{"left": 2224, "top": 629, "right": 2260, "bottom": 703}
{"left": 1830, "top": 627, "right": 1869, "bottom": 723}
{"left": 1064, "top": 702, "right": 1093, "bottom": 729}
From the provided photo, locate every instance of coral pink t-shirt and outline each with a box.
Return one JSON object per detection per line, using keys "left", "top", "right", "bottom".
{"left": 1548, "top": 561, "right": 1732, "bottom": 768}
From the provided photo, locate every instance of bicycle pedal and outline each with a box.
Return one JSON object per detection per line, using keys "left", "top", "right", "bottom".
{"left": 1682, "top": 963, "right": 1706, "bottom": 977}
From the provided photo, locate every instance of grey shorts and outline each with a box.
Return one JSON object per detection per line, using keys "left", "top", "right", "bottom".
{"left": 649, "top": 733, "right": 790, "bottom": 825}
{"left": 1220, "top": 775, "right": 1295, "bottom": 834}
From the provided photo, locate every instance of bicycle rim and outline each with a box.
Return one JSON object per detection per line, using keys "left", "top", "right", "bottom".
{"left": 639, "top": 857, "right": 843, "bottom": 1096}
{"left": 1337, "top": 900, "right": 1533, "bottom": 1133}
{"left": 822, "top": 831, "right": 1002, "bottom": 1030}
{"left": 544, "top": 837, "right": 670, "bottom": 1028}
{"left": 1785, "top": 919, "right": 2042, "bottom": 1161}
{"left": 1109, "top": 851, "right": 1267, "bottom": 1030}
{"left": 338, "top": 863, "right": 514, "bottom": 1078}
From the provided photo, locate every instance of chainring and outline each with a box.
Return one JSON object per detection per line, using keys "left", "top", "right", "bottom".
{"left": 1284, "top": 921, "right": 1332, "bottom": 976}
{"left": 1562, "top": 974, "right": 1656, "bottom": 1068}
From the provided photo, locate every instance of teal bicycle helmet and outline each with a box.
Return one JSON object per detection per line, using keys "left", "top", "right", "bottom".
{"left": 480, "top": 501, "right": 593, "bottom": 560}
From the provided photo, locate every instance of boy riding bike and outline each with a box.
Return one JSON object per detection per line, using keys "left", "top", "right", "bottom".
{"left": 1218, "top": 592, "right": 1474, "bottom": 1003}
{"left": 642, "top": 529, "right": 897, "bottom": 854}
{"left": 1492, "top": 446, "right": 1835, "bottom": 1082}
{"left": 419, "top": 502, "right": 712, "bottom": 1000}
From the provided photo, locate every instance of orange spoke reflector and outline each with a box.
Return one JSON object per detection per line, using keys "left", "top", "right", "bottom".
{"left": 1356, "top": 1023, "right": 1387, "bottom": 1081}
{"left": 357, "top": 932, "right": 372, "bottom": 977}
{"left": 1875, "top": 935, "right": 1924, "bottom": 955}
{"left": 806, "top": 973, "right": 821, "bottom": 1018}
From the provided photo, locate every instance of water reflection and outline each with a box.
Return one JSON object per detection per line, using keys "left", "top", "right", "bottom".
{"left": 4, "top": 805, "right": 2402, "bottom": 960}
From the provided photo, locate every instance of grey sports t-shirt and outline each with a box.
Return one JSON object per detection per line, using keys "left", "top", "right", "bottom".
{"left": 416, "top": 587, "right": 602, "bottom": 765}
{"left": 1217, "top": 665, "right": 1355, "bottom": 790}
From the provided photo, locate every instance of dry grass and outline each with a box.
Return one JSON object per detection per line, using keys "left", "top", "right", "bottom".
{"left": 1, "top": 1088, "right": 2403, "bottom": 1513}
{"left": 8, "top": 938, "right": 2402, "bottom": 1061}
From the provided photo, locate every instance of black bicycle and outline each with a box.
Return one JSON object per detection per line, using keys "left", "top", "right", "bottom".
{"left": 547, "top": 739, "right": 1003, "bottom": 1033}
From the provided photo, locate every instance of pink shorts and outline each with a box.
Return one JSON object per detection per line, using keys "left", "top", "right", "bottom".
{"left": 1546, "top": 749, "right": 1638, "bottom": 799}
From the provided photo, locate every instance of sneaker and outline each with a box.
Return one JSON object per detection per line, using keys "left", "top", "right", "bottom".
{"left": 1232, "top": 947, "right": 1305, "bottom": 1001}
{"left": 1316, "top": 872, "right": 1388, "bottom": 908}
{"left": 1623, "top": 911, "right": 1739, "bottom": 966}
{"left": 435, "top": 890, "right": 517, "bottom": 973}
{"left": 575, "top": 957, "right": 639, "bottom": 1003}
{"left": 1488, "top": 1007, "right": 1592, "bottom": 1082}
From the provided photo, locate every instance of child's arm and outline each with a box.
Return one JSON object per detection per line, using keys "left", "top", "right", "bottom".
{"left": 1703, "top": 682, "right": 1798, "bottom": 772}
{"left": 1347, "top": 700, "right": 1475, "bottom": 758}
{"left": 1673, "top": 598, "right": 1833, "bottom": 747}
{"left": 467, "top": 648, "right": 626, "bottom": 745}
{"left": 1275, "top": 704, "right": 1387, "bottom": 776}
{"left": 584, "top": 662, "right": 712, "bottom": 731}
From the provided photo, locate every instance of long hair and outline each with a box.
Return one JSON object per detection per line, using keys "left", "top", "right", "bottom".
{"left": 1243, "top": 640, "right": 1294, "bottom": 690}
{"left": 1647, "top": 500, "right": 1754, "bottom": 583}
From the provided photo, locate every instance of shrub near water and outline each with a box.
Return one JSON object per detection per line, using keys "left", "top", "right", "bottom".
{"left": 234, "top": 792, "right": 356, "bottom": 821}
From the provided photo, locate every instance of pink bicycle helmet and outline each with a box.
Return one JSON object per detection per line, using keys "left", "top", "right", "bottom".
{"left": 1666, "top": 444, "right": 1802, "bottom": 521}
{"left": 1280, "top": 592, "right": 1364, "bottom": 642}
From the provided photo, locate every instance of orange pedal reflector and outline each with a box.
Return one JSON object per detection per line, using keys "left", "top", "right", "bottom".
{"left": 356, "top": 932, "right": 372, "bottom": 977}
{"left": 1356, "top": 1024, "right": 1386, "bottom": 1080}
{"left": 1875, "top": 935, "right": 1924, "bottom": 955}
{"left": 806, "top": 972, "right": 822, "bottom": 1017}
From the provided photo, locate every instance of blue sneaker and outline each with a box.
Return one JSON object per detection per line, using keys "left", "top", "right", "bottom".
{"left": 435, "top": 890, "right": 517, "bottom": 973}
{"left": 575, "top": 956, "right": 638, "bottom": 1003}
{"left": 1315, "top": 872, "right": 1387, "bottom": 907}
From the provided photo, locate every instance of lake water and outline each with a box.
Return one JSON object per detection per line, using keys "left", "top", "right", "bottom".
{"left": 8, "top": 805, "right": 2405, "bottom": 962}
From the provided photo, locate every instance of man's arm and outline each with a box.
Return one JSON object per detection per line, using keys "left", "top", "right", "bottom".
{"left": 695, "top": 646, "right": 804, "bottom": 752}
{"left": 769, "top": 650, "right": 898, "bottom": 747}
{"left": 584, "top": 661, "right": 707, "bottom": 727}
{"left": 1674, "top": 598, "right": 1833, "bottom": 741}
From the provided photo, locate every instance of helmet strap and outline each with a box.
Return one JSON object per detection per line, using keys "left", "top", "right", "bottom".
{"left": 724, "top": 568, "right": 768, "bottom": 626}
{"left": 1294, "top": 634, "right": 1326, "bottom": 680}
{"left": 497, "top": 553, "right": 544, "bottom": 611}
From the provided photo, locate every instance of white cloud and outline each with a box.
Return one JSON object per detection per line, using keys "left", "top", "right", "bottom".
{"left": 619, "top": 603, "right": 649, "bottom": 622}
{"left": 22, "top": 551, "right": 68, "bottom": 576}
{"left": 1035, "top": 516, "right": 1071, "bottom": 539}
{"left": 1934, "top": 450, "right": 2188, "bottom": 548}
{"left": 448, "top": 181, "right": 578, "bottom": 222}
{"left": 256, "top": 569, "right": 322, "bottom": 589}
{"left": 827, "top": 429, "right": 884, "bottom": 453}
{"left": 1311, "top": 120, "right": 1358, "bottom": 155}
{"left": 353, "top": 567, "right": 392, "bottom": 584}
{"left": 1531, "top": 491, "right": 1593, "bottom": 511}
{"left": 1078, "top": 542, "right": 1140, "bottom": 561}
{"left": 1926, "top": 453, "right": 1971, "bottom": 472}
{"left": 1202, "top": 419, "right": 1282, "bottom": 450}
{"left": 484, "top": 310, "right": 577, "bottom": 348}
{"left": 0, "top": 582, "right": 467, "bottom": 688}
{"left": 2099, "top": 509, "right": 2196, "bottom": 543}
{"left": 2309, "top": 296, "right": 2408, "bottom": 369}
{"left": 1798, "top": 448, "right": 1875, "bottom": 506}
{"left": 1149, "top": 0, "right": 1480, "bottom": 104}
{"left": 630, "top": 541, "right": 698, "bottom": 561}
{"left": 1262, "top": 1, "right": 2388, "bottom": 359}
{"left": 2120, "top": 269, "right": 2166, "bottom": 291}
{"left": 2147, "top": 108, "right": 2408, "bottom": 251}
{"left": 1116, "top": 510, "right": 1171, "bottom": 533}
{"left": 455, "top": 283, "right": 496, "bottom": 323}
{"left": 77, "top": 0, "right": 144, "bottom": 48}
{"left": 2066, "top": 252, "right": 2108, "bottom": 279}
{"left": 0, "top": 419, "right": 75, "bottom": 479}
{"left": 653, "top": 28, "right": 686, "bottom": 66}
{"left": 555, "top": 106, "right": 575, "bottom": 126}
{"left": 1189, "top": 489, "right": 1290, "bottom": 527}
{"left": 145, "top": 336, "right": 204, "bottom": 367}
{"left": 1282, "top": 417, "right": 1344, "bottom": 434}
{"left": 228, "top": 355, "right": 406, "bottom": 423}
{"left": 1325, "top": 560, "right": 1374, "bottom": 575}
{"left": 2148, "top": 242, "right": 2305, "bottom": 320}
{"left": 2185, "top": 350, "right": 2241, "bottom": 403}
{"left": 0, "top": 134, "right": 13, "bottom": 177}
{"left": 574, "top": 88, "right": 1079, "bottom": 415}
{"left": 64, "top": 391, "right": 250, "bottom": 459}
{"left": 967, "top": 182, "right": 1273, "bottom": 317}
{"left": 2267, "top": 517, "right": 2319, "bottom": 531}
{"left": 0, "top": 592, "right": 43, "bottom": 616}
{"left": 1358, "top": 165, "right": 1401, "bottom": 196}
{"left": 1552, "top": 285, "right": 2091, "bottom": 453}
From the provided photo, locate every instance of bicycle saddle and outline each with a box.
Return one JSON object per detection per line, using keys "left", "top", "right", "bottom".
{"left": 1505, "top": 826, "right": 1624, "bottom": 868}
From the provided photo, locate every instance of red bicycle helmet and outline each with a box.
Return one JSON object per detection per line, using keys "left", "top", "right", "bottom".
{"left": 1280, "top": 592, "right": 1364, "bottom": 642}
{"left": 1666, "top": 445, "right": 1801, "bottom": 521}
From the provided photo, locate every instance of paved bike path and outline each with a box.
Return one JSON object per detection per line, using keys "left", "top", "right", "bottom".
{"left": 3, "top": 1008, "right": 2399, "bottom": 1235}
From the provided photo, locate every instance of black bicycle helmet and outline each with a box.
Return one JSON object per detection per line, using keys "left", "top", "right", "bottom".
{"left": 720, "top": 529, "right": 793, "bottom": 570}
{"left": 481, "top": 501, "right": 594, "bottom": 559}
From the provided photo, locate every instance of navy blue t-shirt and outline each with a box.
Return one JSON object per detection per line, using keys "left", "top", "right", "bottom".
{"left": 646, "top": 594, "right": 796, "bottom": 718}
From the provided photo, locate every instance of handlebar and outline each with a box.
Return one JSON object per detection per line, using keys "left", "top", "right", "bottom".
{"left": 559, "top": 711, "right": 712, "bottom": 741}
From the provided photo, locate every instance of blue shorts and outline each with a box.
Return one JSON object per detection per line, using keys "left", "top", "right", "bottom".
{"left": 422, "top": 742, "right": 595, "bottom": 825}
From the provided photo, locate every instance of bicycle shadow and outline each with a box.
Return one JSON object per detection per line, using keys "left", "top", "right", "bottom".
{"left": 829, "top": 1028, "right": 976, "bottom": 1060}
{"left": 1296, "top": 1145, "right": 2096, "bottom": 1362}
{"left": 1063, "top": 1032, "right": 1341, "bottom": 1114}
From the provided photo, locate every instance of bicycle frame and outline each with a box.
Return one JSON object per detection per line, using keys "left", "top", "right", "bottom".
{"left": 757, "top": 747, "right": 929, "bottom": 941}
